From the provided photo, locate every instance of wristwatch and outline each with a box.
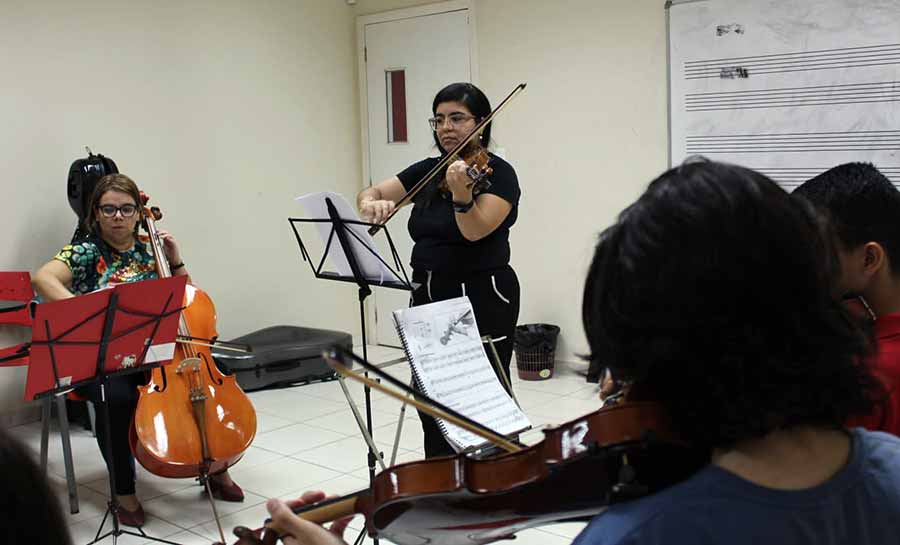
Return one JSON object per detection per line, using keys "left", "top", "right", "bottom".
{"left": 452, "top": 199, "right": 475, "bottom": 213}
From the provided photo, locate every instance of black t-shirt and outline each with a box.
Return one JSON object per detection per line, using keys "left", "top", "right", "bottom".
{"left": 397, "top": 152, "right": 520, "bottom": 274}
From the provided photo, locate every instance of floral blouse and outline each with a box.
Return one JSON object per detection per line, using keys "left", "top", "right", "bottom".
{"left": 53, "top": 235, "right": 158, "bottom": 294}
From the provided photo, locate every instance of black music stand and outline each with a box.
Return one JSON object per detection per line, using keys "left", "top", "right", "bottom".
{"left": 27, "top": 277, "right": 187, "bottom": 545}
{"left": 289, "top": 195, "right": 414, "bottom": 545}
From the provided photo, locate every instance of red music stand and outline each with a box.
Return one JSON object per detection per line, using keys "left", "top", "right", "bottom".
{"left": 27, "top": 276, "right": 186, "bottom": 545}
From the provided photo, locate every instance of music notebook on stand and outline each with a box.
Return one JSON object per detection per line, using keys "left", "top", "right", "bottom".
{"left": 27, "top": 276, "right": 186, "bottom": 545}
{"left": 392, "top": 296, "right": 531, "bottom": 453}
{"left": 290, "top": 191, "right": 414, "bottom": 545}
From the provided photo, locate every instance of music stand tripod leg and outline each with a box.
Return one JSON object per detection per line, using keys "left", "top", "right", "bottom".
{"left": 40, "top": 396, "right": 51, "bottom": 472}
{"left": 89, "top": 379, "right": 124, "bottom": 543}
{"left": 336, "top": 376, "right": 386, "bottom": 472}
{"left": 388, "top": 388, "right": 413, "bottom": 467}
{"left": 55, "top": 394, "right": 80, "bottom": 514}
{"left": 88, "top": 379, "right": 183, "bottom": 545}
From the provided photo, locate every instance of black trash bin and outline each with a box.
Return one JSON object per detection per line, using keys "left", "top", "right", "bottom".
{"left": 514, "top": 324, "right": 560, "bottom": 380}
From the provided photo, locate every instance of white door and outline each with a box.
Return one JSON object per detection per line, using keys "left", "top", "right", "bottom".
{"left": 360, "top": 5, "right": 473, "bottom": 347}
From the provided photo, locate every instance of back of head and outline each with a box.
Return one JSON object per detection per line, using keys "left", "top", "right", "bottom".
{"left": 794, "top": 163, "right": 900, "bottom": 271}
{"left": 0, "top": 428, "right": 73, "bottom": 544}
{"left": 583, "top": 159, "right": 878, "bottom": 450}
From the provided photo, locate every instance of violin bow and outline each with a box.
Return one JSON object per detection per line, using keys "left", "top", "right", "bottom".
{"left": 368, "top": 82, "right": 527, "bottom": 236}
{"left": 324, "top": 346, "right": 523, "bottom": 453}
{"left": 175, "top": 335, "right": 252, "bottom": 353}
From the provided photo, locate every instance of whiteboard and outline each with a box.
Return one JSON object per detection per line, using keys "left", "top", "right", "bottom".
{"left": 668, "top": 0, "right": 900, "bottom": 190}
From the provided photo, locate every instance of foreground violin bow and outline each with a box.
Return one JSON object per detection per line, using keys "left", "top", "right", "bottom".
{"left": 222, "top": 346, "right": 706, "bottom": 545}
{"left": 327, "top": 346, "right": 523, "bottom": 452}
{"left": 368, "top": 82, "right": 527, "bottom": 235}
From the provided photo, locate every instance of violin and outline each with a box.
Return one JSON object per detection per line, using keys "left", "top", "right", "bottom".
{"left": 369, "top": 83, "right": 526, "bottom": 235}
{"left": 438, "top": 142, "right": 494, "bottom": 197}
{"left": 129, "top": 194, "right": 257, "bottom": 480}
{"left": 225, "top": 347, "right": 706, "bottom": 545}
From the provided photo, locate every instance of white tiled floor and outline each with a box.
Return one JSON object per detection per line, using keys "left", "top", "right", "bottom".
{"left": 12, "top": 345, "right": 600, "bottom": 545}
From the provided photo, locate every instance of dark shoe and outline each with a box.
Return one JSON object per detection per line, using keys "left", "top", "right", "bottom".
{"left": 207, "top": 474, "right": 244, "bottom": 502}
{"left": 117, "top": 503, "right": 145, "bottom": 527}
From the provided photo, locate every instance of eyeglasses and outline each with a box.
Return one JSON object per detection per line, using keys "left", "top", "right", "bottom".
{"left": 98, "top": 204, "right": 138, "bottom": 218}
{"left": 428, "top": 113, "right": 477, "bottom": 131}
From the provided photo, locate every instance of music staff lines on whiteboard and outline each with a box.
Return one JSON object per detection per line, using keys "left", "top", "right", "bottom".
{"left": 686, "top": 130, "right": 900, "bottom": 154}
{"left": 683, "top": 43, "right": 900, "bottom": 80}
{"left": 686, "top": 81, "right": 900, "bottom": 111}
{"left": 684, "top": 43, "right": 900, "bottom": 68}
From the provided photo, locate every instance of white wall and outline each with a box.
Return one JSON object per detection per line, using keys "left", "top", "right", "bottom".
{"left": 0, "top": 0, "right": 362, "bottom": 416}
{"left": 355, "top": 0, "right": 670, "bottom": 363}
{"left": 0, "top": 0, "right": 671, "bottom": 418}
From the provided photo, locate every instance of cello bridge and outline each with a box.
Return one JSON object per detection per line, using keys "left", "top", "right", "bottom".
{"left": 176, "top": 357, "right": 202, "bottom": 375}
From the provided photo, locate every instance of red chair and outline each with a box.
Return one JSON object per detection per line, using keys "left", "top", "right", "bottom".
{"left": 0, "top": 271, "right": 80, "bottom": 514}
{"left": 0, "top": 272, "right": 33, "bottom": 364}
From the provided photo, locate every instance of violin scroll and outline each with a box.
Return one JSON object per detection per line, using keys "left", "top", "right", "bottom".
{"left": 214, "top": 525, "right": 276, "bottom": 545}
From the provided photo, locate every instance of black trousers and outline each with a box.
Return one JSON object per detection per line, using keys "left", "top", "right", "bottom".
{"left": 411, "top": 265, "right": 521, "bottom": 457}
{"left": 80, "top": 374, "right": 143, "bottom": 496}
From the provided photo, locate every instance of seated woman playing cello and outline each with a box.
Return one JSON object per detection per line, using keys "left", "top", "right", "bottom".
{"left": 32, "top": 174, "right": 244, "bottom": 528}
{"left": 260, "top": 159, "right": 900, "bottom": 545}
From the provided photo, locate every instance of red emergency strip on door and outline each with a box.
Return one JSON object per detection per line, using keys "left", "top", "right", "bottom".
{"left": 389, "top": 70, "right": 407, "bottom": 142}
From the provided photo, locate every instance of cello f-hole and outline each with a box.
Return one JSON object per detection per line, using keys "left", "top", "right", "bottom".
{"left": 202, "top": 353, "right": 225, "bottom": 385}
{"left": 154, "top": 366, "right": 169, "bottom": 393}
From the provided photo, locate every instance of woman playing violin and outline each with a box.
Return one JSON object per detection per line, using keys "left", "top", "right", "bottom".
{"left": 32, "top": 174, "right": 244, "bottom": 528}
{"left": 357, "top": 82, "right": 521, "bottom": 458}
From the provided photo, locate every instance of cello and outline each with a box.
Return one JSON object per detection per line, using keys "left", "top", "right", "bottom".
{"left": 130, "top": 195, "right": 257, "bottom": 495}
{"left": 225, "top": 346, "right": 706, "bottom": 545}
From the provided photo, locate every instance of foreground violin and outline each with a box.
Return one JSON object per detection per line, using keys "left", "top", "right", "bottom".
{"left": 225, "top": 347, "right": 706, "bottom": 545}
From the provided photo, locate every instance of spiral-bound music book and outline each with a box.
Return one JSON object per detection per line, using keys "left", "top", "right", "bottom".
{"left": 392, "top": 296, "right": 531, "bottom": 451}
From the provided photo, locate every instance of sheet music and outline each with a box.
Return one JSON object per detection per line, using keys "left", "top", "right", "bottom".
{"left": 669, "top": 0, "right": 900, "bottom": 190}
{"left": 393, "top": 296, "right": 530, "bottom": 450}
{"left": 145, "top": 342, "right": 175, "bottom": 363}
{"left": 294, "top": 191, "right": 397, "bottom": 284}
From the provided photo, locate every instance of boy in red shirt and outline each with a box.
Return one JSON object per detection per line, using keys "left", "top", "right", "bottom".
{"left": 794, "top": 162, "right": 900, "bottom": 435}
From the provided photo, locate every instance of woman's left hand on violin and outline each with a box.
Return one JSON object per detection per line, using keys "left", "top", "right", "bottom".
{"left": 155, "top": 229, "right": 182, "bottom": 265}
{"left": 267, "top": 492, "right": 353, "bottom": 545}
{"left": 445, "top": 159, "right": 474, "bottom": 203}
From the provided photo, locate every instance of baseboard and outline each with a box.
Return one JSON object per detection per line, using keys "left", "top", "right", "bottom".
{"left": 0, "top": 403, "right": 40, "bottom": 428}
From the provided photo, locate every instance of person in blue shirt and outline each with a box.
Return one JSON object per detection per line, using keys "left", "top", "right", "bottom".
{"left": 574, "top": 158, "right": 900, "bottom": 545}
